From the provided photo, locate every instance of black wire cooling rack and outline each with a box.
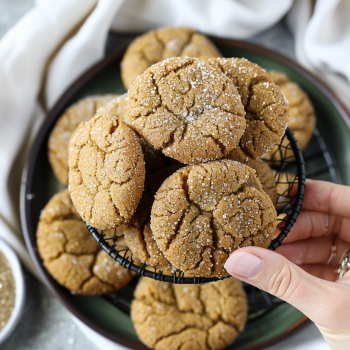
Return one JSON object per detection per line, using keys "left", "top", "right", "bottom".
{"left": 95, "top": 126, "right": 336, "bottom": 322}
{"left": 86, "top": 127, "right": 306, "bottom": 284}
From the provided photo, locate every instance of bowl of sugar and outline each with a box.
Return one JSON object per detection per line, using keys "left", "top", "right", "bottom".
{"left": 0, "top": 238, "right": 25, "bottom": 344}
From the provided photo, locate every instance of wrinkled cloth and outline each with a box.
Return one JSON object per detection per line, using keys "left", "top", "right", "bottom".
{"left": 287, "top": 0, "right": 350, "bottom": 114}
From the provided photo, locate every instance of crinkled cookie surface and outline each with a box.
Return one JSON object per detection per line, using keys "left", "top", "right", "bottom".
{"left": 151, "top": 160, "right": 277, "bottom": 277}
{"left": 127, "top": 57, "right": 246, "bottom": 164}
{"left": 124, "top": 165, "right": 182, "bottom": 270}
{"left": 96, "top": 93, "right": 179, "bottom": 174}
{"left": 37, "top": 190, "right": 134, "bottom": 294}
{"left": 266, "top": 70, "right": 315, "bottom": 161}
{"left": 225, "top": 147, "right": 278, "bottom": 207}
{"left": 48, "top": 95, "right": 116, "bottom": 185}
{"left": 202, "top": 58, "right": 290, "bottom": 159}
{"left": 121, "top": 26, "right": 221, "bottom": 89}
{"left": 68, "top": 115, "right": 145, "bottom": 229}
{"left": 131, "top": 277, "right": 247, "bottom": 350}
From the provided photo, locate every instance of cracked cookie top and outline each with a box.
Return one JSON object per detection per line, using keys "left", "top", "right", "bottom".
{"left": 96, "top": 93, "right": 179, "bottom": 174}
{"left": 225, "top": 147, "right": 278, "bottom": 207}
{"left": 127, "top": 57, "right": 246, "bottom": 164}
{"left": 68, "top": 115, "right": 145, "bottom": 229}
{"left": 131, "top": 277, "right": 247, "bottom": 350}
{"left": 124, "top": 165, "right": 182, "bottom": 270}
{"left": 48, "top": 95, "right": 116, "bottom": 185}
{"left": 151, "top": 160, "right": 277, "bottom": 277}
{"left": 266, "top": 70, "right": 315, "bottom": 161}
{"left": 36, "top": 190, "right": 134, "bottom": 294}
{"left": 201, "top": 58, "right": 290, "bottom": 159}
{"left": 96, "top": 93, "right": 130, "bottom": 124}
{"left": 121, "top": 26, "right": 221, "bottom": 89}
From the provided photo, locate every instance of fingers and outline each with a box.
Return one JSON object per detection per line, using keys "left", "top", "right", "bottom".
{"left": 297, "top": 180, "right": 350, "bottom": 217}
{"left": 297, "top": 264, "right": 337, "bottom": 282}
{"left": 336, "top": 271, "right": 350, "bottom": 287}
{"left": 282, "top": 210, "right": 350, "bottom": 243}
{"left": 224, "top": 247, "right": 350, "bottom": 329}
{"left": 277, "top": 236, "right": 350, "bottom": 266}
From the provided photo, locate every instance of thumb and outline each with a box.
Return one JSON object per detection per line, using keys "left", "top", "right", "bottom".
{"left": 224, "top": 247, "right": 350, "bottom": 329}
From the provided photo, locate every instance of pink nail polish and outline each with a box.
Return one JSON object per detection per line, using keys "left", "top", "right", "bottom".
{"left": 224, "top": 252, "right": 262, "bottom": 278}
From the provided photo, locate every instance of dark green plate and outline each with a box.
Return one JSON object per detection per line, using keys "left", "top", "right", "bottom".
{"left": 21, "top": 39, "right": 350, "bottom": 350}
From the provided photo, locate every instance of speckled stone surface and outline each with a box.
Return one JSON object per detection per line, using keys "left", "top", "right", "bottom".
{"left": 2, "top": 271, "right": 97, "bottom": 350}
{"left": 0, "top": 1, "right": 328, "bottom": 350}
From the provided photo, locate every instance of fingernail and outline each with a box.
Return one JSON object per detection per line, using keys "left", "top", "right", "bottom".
{"left": 224, "top": 252, "right": 262, "bottom": 278}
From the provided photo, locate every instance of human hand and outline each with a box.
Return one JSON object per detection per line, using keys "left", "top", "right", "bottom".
{"left": 224, "top": 180, "right": 350, "bottom": 350}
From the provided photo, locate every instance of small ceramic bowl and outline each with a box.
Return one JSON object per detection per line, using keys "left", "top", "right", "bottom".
{"left": 0, "top": 239, "right": 26, "bottom": 345}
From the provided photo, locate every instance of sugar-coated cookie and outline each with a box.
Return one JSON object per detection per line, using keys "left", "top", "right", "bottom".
{"left": 266, "top": 70, "right": 315, "bottom": 161}
{"left": 225, "top": 147, "right": 278, "bottom": 207}
{"left": 121, "top": 26, "right": 221, "bottom": 89}
{"left": 48, "top": 95, "right": 116, "bottom": 185}
{"left": 68, "top": 115, "right": 145, "bottom": 229}
{"left": 202, "top": 58, "right": 290, "bottom": 159}
{"left": 151, "top": 160, "right": 277, "bottom": 277}
{"left": 37, "top": 190, "right": 134, "bottom": 294}
{"left": 96, "top": 93, "right": 179, "bottom": 174}
{"left": 127, "top": 57, "right": 246, "bottom": 164}
{"left": 124, "top": 165, "right": 182, "bottom": 270}
{"left": 131, "top": 277, "right": 247, "bottom": 350}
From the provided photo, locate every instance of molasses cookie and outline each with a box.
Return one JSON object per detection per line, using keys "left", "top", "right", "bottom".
{"left": 127, "top": 57, "right": 246, "bottom": 164}
{"left": 151, "top": 160, "right": 277, "bottom": 277}
{"left": 125, "top": 221, "right": 172, "bottom": 271}
{"left": 96, "top": 94, "right": 130, "bottom": 124}
{"left": 37, "top": 190, "right": 134, "bottom": 294}
{"left": 201, "top": 58, "right": 290, "bottom": 159}
{"left": 266, "top": 70, "right": 315, "bottom": 161}
{"left": 273, "top": 171, "right": 296, "bottom": 211}
{"left": 121, "top": 27, "right": 221, "bottom": 89}
{"left": 124, "top": 165, "right": 182, "bottom": 270}
{"left": 68, "top": 115, "right": 145, "bottom": 229}
{"left": 131, "top": 277, "right": 247, "bottom": 350}
{"left": 48, "top": 95, "right": 116, "bottom": 185}
{"left": 225, "top": 147, "right": 278, "bottom": 206}
{"left": 96, "top": 93, "right": 178, "bottom": 174}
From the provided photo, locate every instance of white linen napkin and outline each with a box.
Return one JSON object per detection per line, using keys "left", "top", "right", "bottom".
{"left": 0, "top": 0, "right": 97, "bottom": 276}
{"left": 1, "top": 0, "right": 348, "bottom": 349}
{"left": 287, "top": 0, "right": 350, "bottom": 114}
{"left": 110, "top": 0, "right": 293, "bottom": 37}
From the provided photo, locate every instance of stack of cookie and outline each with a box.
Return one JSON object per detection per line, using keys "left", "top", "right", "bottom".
{"left": 66, "top": 31, "right": 292, "bottom": 279}
{"left": 36, "top": 26, "right": 315, "bottom": 350}
{"left": 40, "top": 95, "right": 140, "bottom": 296}
{"left": 41, "top": 26, "right": 293, "bottom": 282}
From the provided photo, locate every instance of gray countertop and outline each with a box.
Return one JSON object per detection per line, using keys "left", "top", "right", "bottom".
{"left": 0, "top": 1, "right": 327, "bottom": 349}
